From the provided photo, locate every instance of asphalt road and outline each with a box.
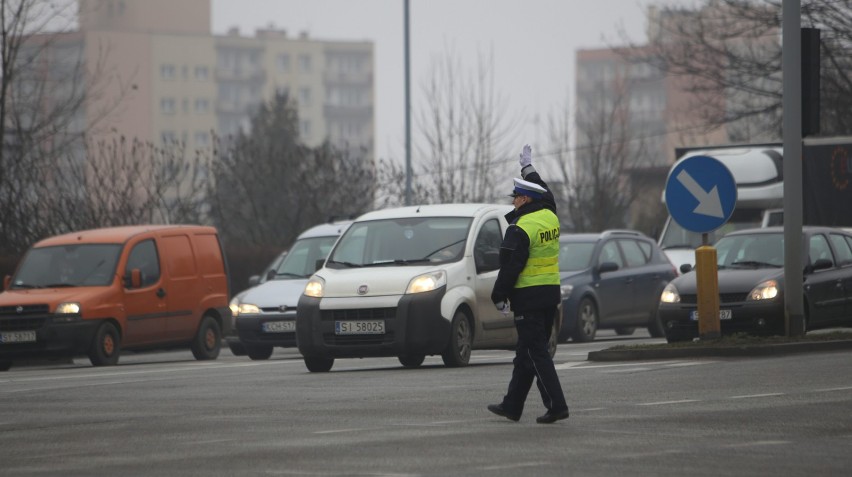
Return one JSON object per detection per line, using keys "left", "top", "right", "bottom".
{"left": 1, "top": 330, "right": 851, "bottom": 476}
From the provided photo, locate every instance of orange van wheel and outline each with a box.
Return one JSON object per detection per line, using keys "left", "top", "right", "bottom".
{"left": 88, "top": 322, "right": 121, "bottom": 366}
{"left": 191, "top": 315, "right": 221, "bottom": 361}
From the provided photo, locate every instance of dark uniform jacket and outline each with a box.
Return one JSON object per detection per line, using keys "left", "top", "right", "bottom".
{"left": 491, "top": 167, "right": 561, "bottom": 313}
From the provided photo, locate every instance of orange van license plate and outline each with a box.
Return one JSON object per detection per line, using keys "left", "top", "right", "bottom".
{"left": 0, "top": 330, "right": 37, "bottom": 343}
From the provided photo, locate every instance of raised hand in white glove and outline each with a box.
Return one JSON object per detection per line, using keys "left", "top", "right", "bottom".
{"left": 519, "top": 144, "right": 532, "bottom": 168}
{"left": 494, "top": 300, "right": 511, "bottom": 317}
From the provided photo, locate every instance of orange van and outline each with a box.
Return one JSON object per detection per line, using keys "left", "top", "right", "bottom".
{"left": 0, "top": 225, "right": 231, "bottom": 371}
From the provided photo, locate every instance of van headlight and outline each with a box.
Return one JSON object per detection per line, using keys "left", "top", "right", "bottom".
{"left": 56, "top": 302, "right": 81, "bottom": 314}
{"left": 406, "top": 270, "right": 446, "bottom": 294}
{"left": 304, "top": 276, "right": 325, "bottom": 298}
{"left": 748, "top": 280, "right": 779, "bottom": 301}
{"left": 560, "top": 284, "right": 573, "bottom": 299}
{"left": 660, "top": 283, "right": 680, "bottom": 303}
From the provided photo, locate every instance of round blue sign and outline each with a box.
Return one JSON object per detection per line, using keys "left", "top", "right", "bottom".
{"left": 664, "top": 155, "right": 738, "bottom": 233}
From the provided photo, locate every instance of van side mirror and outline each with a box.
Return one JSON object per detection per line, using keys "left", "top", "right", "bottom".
{"left": 679, "top": 263, "right": 693, "bottom": 274}
{"left": 598, "top": 261, "right": 619, "bottom": 274}
{"left": 124, "top": 269, "right": 142, "bottom": 288}
{"left": 315, "top": 258, "right": 326, "bottom": 272}
{"left": 476, "top": 250, "right": 501, "bottom": 273}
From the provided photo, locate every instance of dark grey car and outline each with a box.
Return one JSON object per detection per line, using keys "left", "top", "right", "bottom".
{"left": 558, "top": 230, "right": 678, "bottom": 342}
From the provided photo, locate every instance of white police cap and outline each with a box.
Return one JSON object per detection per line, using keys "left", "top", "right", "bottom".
{"left": 509, "top": 178, "right": 546, "bottom": 199}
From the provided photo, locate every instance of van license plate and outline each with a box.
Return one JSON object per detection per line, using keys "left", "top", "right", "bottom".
{"left": 262, "top": 321, "right": 295, "bottom": 333}
{"left": 0, "top": 330, "right": 37, "bottom": 343}
{"left": 335, "top": 320, "right": 385, "bottom": 335}
{"left": 690, "top": 310, "right": 732, "bottom": 321}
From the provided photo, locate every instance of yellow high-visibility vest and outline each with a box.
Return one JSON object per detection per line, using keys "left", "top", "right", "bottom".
{"left": 514, "top": 208, "right": 560, "bottom": 288}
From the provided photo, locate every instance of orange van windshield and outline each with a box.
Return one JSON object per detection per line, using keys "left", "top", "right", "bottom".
{"left": 11, "top": 244, "right": 123, "bottom": 289}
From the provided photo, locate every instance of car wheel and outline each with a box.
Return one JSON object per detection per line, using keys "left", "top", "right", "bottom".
{"left": 228, "top": 340, "right": 247, "bottom": 356}
{"left": 614, "top": 327, "right": 636, "bottom": 336}
{"left": 0, "top": 360, "right": 12, "bottom": 372}
{"left": 191, "top": 315, "right": 221, "bottom": 360}
{"left": 571, "top": 298, "right": 598, "bottom": 342}
{"left": 246, "top": 345, "right": 273, "bottom": 360}
{"left": 441, "top": 310, "right": 472, "bottom": 367}
{"left": 88, "top": 321, "right": 121, "bottom": 366}
{"left": 398, "top": 355, "right": 425, "bottom": 368}
{"left": 304, "top": 356, "right": 334, "bottom": 372}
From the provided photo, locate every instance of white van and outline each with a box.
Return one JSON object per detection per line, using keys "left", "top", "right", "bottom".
{"left": 296, "top": 203, "right": 561, "bottom": 372}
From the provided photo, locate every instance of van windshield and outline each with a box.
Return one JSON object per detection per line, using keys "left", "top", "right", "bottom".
{"left": 327, "top": 217, "right": 472, "bottom": 268}
{"left": 274, "top": 236, "right": 340, "bottom": 279}
{"left": 11, "top": 244, "right": 123, "bottom": 289}
{"left": 659, "top": 208, "right": 765, "bottom": 249}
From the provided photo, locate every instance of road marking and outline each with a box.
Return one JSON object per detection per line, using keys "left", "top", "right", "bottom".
{"left": 561, "top": 360, "right": 703, "bottom": 370}
{"left": 730, "top": 393, "right": 785, "bottom": 399}
{"left": 723, "top": 440, "right": 790, "bottom": 448}
{"left": 314, "top": 428, "right": 372, "bottom": 435}
{"left": 815, "top": 385, "right": 852, "bottom": 392}
{"left": 478, "top": 462, "right": 544, "bottom": 471}
{"left": 637, "top": 399, "right": 700, "bottom": 406}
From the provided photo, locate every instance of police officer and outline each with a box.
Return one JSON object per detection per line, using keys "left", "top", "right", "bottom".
{"left": 488, "top": 144, "right": 569, "bottom": 424}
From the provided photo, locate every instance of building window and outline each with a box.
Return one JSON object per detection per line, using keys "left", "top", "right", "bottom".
{"left": 299, "top": 87, "right": 311, "bottom": 106}
{"left": 194, "top": 66, "right": 209, "bottom": 81}
{"left": 161, "top": 131, "right": 177, "bottom": 144}
{"left": 194, "top": 98, "right": 209, "bottom": 114}
{"left": 194, "top": 131, "right": 209, "bottom": 147}
{"left": 300, "top": 120, "right": 311, "bottom": 137}
{"left": 277, "top": 54, "right": 290, "bottom": 73}
{"left": 160, "top": 64, "right": 176, "bottom": 80}
{"left": 299, "top": 54, "right": 312, "bottom": 73}
{"left": 160, "top": 98, "right": 176, "bottom": 115}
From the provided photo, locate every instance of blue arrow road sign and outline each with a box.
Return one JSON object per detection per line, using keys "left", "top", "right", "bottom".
{"left": 665, "top": 155, "right": 737, "bottom": 233}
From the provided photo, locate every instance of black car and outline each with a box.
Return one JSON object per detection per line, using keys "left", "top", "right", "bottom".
{"left": 558, "top": 230, "right": 678, "bottom": 342}
{"left": 658, "top": 226, "right": 852, "bottom": 341}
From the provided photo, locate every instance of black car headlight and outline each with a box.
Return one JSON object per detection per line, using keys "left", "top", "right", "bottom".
{"left": 747, "top": 280, "right": 779, "bottom": 301}
{"left": 660, "top": 283, "right": 680, "bottom": 303}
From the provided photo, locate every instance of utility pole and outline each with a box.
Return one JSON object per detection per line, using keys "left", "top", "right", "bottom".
{"left": 404, "top": 0, "right": 412, "bottom": 206}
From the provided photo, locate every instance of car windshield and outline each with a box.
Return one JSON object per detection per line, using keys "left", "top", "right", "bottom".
{"left": 10, "top": 244, "right": 123, "bottom": 288}
{"left": 660, "top": 208, "right": 764, "bottom": 249}
{"left": 559, "top": 241, "right": 595, "bottom": 272}
{"left": 715, "top": 232, "right": 784, "bottom": 269}
{"left": 274, "top": 236, "right": 340, "bottom": 279}
{"left": 327, "top": 217, "right": 472, "bottom": 267}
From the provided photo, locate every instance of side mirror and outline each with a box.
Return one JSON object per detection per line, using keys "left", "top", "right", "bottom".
{"left": 679, "top": 263, "right": 693, "bottom": 274}
{"left": 477, "top": 250, "right": 501, "bottom": 273}
{"left": 248, "top": 275, "right": 261, "bottom": 286}
{"left": 315, "top": 258, "right": 326, "bottom": 272}
{"left": 3, "top": 275, "right": 10, "bottom": 290}
{"left": 598, "top": 261, "right": 619, "bottom": 274}
{"left": 811, "top": 258, "right": 833, "bottom": 272}
{"left": 124, "top": 268, "right": 142, "bottom": 288}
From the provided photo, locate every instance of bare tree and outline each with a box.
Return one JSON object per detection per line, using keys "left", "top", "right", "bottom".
{"left": 632, "top": 0, "right": 852, "bottom": 140}
{"left": 412, "top": 48, "right": 519, "bottom": 203}
{"left": 548, "top": 82, "right": 663, "bottom": 235}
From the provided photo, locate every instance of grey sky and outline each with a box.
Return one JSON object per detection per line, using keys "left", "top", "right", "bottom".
{"left": 212, "top": 0, "right": 696, "bottom": 163}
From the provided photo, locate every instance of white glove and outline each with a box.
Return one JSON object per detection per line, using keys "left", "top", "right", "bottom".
{"left": 519, "top": 144, "right": 532, "bottom": 168}
{"left": 495, "top": 300, "right": 511, "bottom": 317}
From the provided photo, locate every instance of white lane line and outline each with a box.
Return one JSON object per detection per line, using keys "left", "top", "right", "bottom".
{"left": 578, "top": 407, "right": 606, "bottom": 412}
{"left": 604, "top": 368, "right": 653, "bottom": 373}
{"left": 723, "top": 440, "right": 790, "bottom": 448}
{"left": 637, "top": 399, "right": 700, "bottom": 406}
{"left": 815, "top": 386, "right": 852, "bottom": 392}
{"left": 478, "top": 462, "right": 544, "bottom": 471}
{"left": 314, "top": 428, "right": 373, "bottom": 435}
{"left": 554, "top": 362, "right": 588, "bottom": 370}
{"left": 730, "top": 393, "right": 785, "bottom": 399}
{"left": 563, "top": 360, "right": 692, "bottom": 369}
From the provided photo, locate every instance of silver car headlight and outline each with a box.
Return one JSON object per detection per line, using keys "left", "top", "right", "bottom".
{"left": 747, "top": 280, "right": 779, "bottom": 301}
{"left": 406, "top": 270, "right": 447, "bottom": 294}
{"left": 660, "top": 283, "right": 680, "bottom": 303}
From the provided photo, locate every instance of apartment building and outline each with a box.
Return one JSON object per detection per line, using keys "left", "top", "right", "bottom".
{"left": 74, "top": 0, "right": 373, "bottom": 158}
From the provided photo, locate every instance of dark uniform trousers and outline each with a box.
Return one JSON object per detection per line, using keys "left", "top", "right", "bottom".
{"left": 501, "top": 306, "right": 568, "bottom": 415}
